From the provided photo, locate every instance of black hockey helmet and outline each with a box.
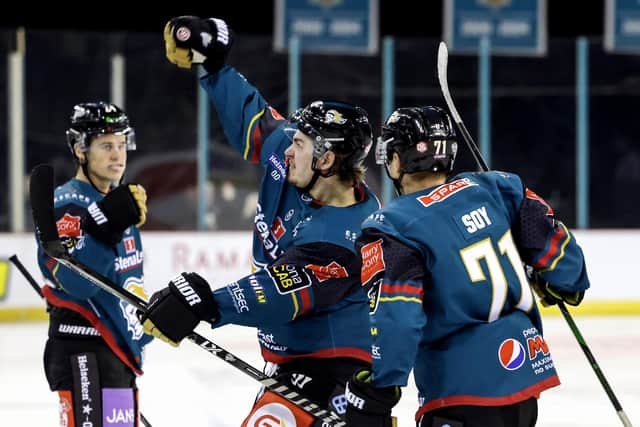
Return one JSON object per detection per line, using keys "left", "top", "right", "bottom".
{"left": 285, "top": 100, "right": 373, "bottom": 172}
{"left": 66, "top": 102, "right": 136, "bottom": 158}
{"left": 376, "top": 106, "right": 458, "bottom": 173}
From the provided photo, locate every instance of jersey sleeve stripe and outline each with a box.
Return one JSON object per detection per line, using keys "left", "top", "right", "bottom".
{"left": 381, "top": 283, "right": 424, "bottom": 298}
{"left": 380, "top": 296, "right": 423, "bottom": 304}
{"left": 541, "top": 223, "right": 572, "bottom": 272}
{"left": 243, "top": 109, "right": 266, "bottom": 161}
{"left": 533, "top": 222, "right": 571, "bottom": 271}
{"left": 290, "top": 287, "right": 313, "bottom": 320}
{"left": 290, "top": 292, "right": 299, "bottom": 319}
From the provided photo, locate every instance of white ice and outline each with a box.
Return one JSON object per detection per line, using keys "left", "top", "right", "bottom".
{"left": 1, "top": 316, "right": 638, "bottom": 426}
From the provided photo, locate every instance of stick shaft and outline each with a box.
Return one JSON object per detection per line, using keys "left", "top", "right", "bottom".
{"left": 8, "top": 254, "right": 43, "bottom": 298}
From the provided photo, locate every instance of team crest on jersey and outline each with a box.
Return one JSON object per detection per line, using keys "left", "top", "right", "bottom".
{"left": 267, "top": 264, "right": 311, "bottom": 295}
{"left": 305, "top": 261, "right": 348, "bottom": 282}
{"left": 119, "top": 276, "right": 147, "bottom": 340}
{"left": 360, "top": 239, "right": 385, "bottom": 286}
{"left": 498, "top": 338, "right": 526, "bottom": 370}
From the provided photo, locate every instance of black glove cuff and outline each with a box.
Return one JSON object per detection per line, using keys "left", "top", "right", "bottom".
{"left": 202, "top": 57, "right": 225, "bottom": 74}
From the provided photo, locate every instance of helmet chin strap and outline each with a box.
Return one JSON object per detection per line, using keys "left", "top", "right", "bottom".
{"left": 300, "top": 170, "right": 321, "bottom": 194}
{"left": 80, "top": 161, "right": 107, "bottom": 195}
{"left": 299, "top": 156, "right": 333, "bottom": 195}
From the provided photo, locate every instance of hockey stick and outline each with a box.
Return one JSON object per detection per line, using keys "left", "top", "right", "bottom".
{"left": 28, "top": 164, "right": 346, "bottom": 427}
{"left": 9, "top": 254, "right": 43, "bottom": 298}
{"left": 437, "top": 41, "right": 488, "bottom": 172}
{"left": 437, "top": 41, "right": 633, "bottom": 427}
{"left": 8, "top": 254, "right": 155, "bottom": 427}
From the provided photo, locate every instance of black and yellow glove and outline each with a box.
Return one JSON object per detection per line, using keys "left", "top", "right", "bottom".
{"left": 84, "top": 183, "right": 147, "bottom": 246}
{"left": 128, "top": 184, "right": 147, "bottom": 227}
{"left": 140, "top": 272, "right": 219, "bottom": 346}
{"left": 528, "top": 267, "right": 584, "bottom": 307}
{"left": 163, "top": 16, "right": 233, "bottom": 73}
{"left": 345, "top": 369, "right": 400, "bottom": 427}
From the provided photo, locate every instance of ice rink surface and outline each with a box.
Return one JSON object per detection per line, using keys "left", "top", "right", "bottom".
{"left": 1, "top": 315, "right": 638, "bottom": 427}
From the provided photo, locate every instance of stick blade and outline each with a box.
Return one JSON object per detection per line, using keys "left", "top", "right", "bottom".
{"left": 437, "top": 41, "right": 449, "bottom": 81}
{"left": 29, "top": 164, "right": 66, "bottom": 258}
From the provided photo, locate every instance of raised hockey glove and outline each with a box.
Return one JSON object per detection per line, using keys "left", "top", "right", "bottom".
{"left": 527, "top": 267, "right": 584, "bottom": 307}
{"left": 84, "top": 183, "right": 147, "bottom": 246}
{"left": 164, "top": 16, "right": 233, "bottom": 73}
{"left": 141, "top": 272, "right": 218, "bottom": 346}
{"left": 345, "top": 369, "right": 400, "bottom": 427}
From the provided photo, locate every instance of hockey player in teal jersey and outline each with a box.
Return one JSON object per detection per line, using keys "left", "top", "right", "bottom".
{"left": 36, "top": 102, "right": 151, "bottom": 427}
{"left": 344, "top": 106, "right": 590, "bottom": 427}
{"left": 139, "top": 15, "right": 382, "bottom": 426}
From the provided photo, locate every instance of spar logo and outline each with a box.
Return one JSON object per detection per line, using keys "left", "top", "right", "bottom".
{"left": 246, "top": 402, "right": 296, "bottom": 426}
{"left": 498, "top": 338, "right": 526, "bottom": 370}
{"left": 272, "top": 217, "right": 286, "bottom": 240}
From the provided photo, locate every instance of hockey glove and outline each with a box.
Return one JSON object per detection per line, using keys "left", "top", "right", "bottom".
{"left": 84, "top": 184, "right": 147, "bottom": 246}
{"left": 345, "top": 369, "right": 400, "bottom": 427}
{"left": 527, "top": 267, "right": 584, "bottom": 307}
{"left": 140, "top": 272, "right": 219, "bottom": 346}
{"left": 516, "top": 190, "right": 555, "bottom": 264}
{"left": 164, "top": 16, "right": 233, "bottom": 73}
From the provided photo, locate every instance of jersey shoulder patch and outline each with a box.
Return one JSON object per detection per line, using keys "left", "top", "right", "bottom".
{"left": 266, "top": 264, "right": 312, "bottom": 294}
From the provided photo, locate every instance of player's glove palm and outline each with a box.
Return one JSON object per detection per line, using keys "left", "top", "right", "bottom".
{"left": 164, "top": 16, "right": 233, "bottom": 73}
{"left": 140, "top": 272, "right": 219, "bottom": 346}
{"left": 527, "top": 267, "right": 584, "bottom": 307}
{"left": 127, "top": 184, "right": 147, "bottom": 227}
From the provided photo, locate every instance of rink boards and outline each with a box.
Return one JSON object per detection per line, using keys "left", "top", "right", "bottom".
{"left": 1, "top": 229, "right": 639, "bottom": 321}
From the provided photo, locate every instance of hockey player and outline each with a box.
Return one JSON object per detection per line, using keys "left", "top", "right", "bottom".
{"left": 139, "top": 16, "right": 382, "bottom": 426}
{"left": 36, "top": 102, "right": 151, "bottom": 427}
{"left": 343, "top": 106, "right": 591, "bottom": 427}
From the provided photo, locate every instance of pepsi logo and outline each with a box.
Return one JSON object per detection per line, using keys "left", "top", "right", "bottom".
{"left": 498, "top": 338, "right": 526, "bottom": 370}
